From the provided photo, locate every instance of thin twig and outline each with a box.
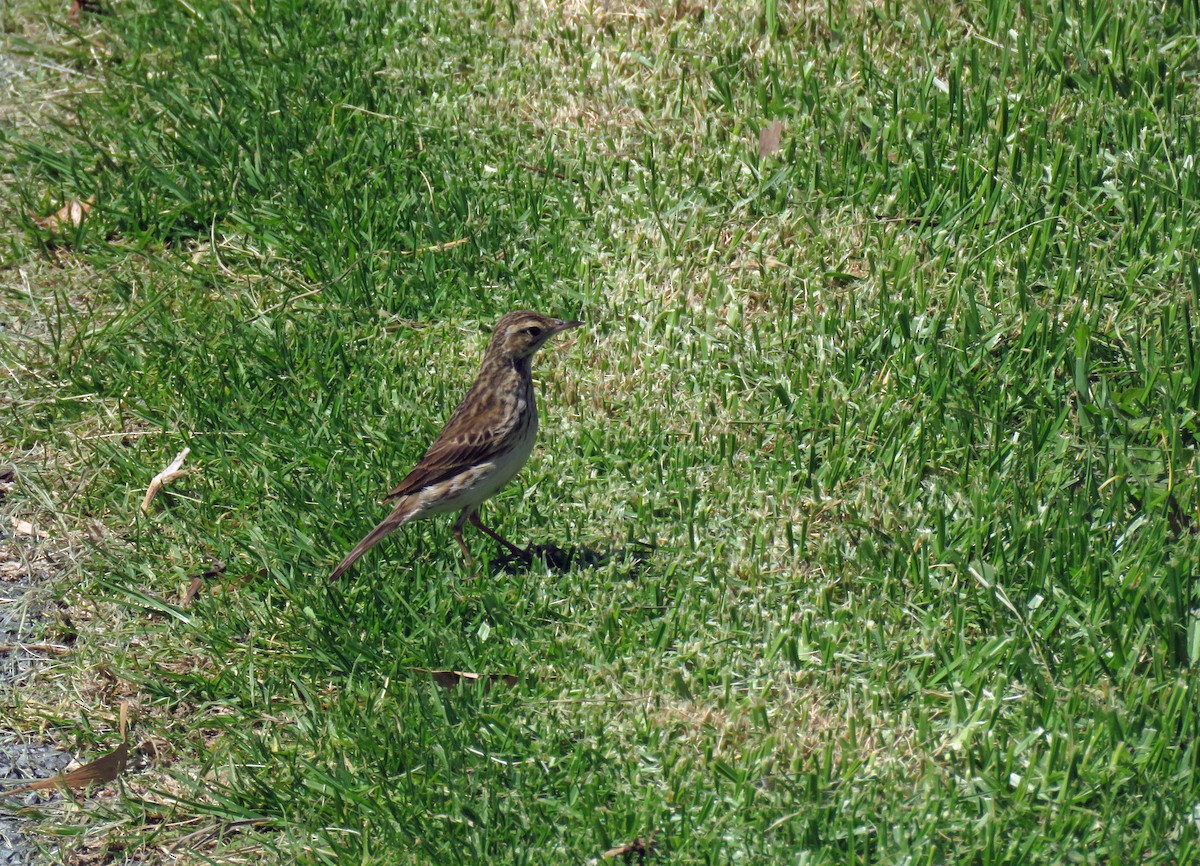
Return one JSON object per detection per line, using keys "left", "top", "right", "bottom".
{"left": 518, "top": 162, "right": 568, "bottom": 181}
{"left": 0, "top": 643, "right": 71, "bottom": 655}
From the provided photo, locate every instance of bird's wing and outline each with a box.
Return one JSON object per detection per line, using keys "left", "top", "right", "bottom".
{"left": 382, "top": 389, "right": 524, "bottom": 502}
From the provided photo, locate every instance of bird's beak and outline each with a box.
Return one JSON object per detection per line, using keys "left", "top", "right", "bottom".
{"left": 553, "top": 319, "right": 583, "bottom": 332}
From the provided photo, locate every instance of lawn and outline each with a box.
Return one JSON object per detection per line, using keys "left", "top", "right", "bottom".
{"left": 2, "top": 0, "right": 1199, "bottom": 862}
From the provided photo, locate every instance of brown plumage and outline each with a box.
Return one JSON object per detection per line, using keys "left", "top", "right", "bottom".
{"left": 330, "top": 311, "right": 581, "bottom": 580}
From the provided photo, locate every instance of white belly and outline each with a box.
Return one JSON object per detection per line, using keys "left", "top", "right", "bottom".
{"left": 418, "top": 409, "right": 538, "bottom": 515}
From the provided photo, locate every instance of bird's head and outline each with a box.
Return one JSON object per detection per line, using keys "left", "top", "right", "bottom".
{"left": 488, "top": 310, "right": 582, "bottom": 360}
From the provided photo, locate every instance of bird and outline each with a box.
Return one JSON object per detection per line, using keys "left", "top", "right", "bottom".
{"left": 330, "top": 310, "right": 582, "bottom": 580}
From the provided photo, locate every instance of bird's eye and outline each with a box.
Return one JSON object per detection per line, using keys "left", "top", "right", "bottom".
{"left": 524, "top": 326, "right": 543, "bottom": 337}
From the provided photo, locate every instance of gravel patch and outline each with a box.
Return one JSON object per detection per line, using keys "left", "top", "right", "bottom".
{"left": 0, "top": 42, "right": 31, "bottom": 119}
{"left": 1, "top": 481, "right": 72, "bottom": 865}
{"left": 0, "top": 54, "right": 17, "bottom": 88}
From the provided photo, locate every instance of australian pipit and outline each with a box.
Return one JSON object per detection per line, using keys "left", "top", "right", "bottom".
{"left": 330, "top": 310, "right": 581, "bottom": 580}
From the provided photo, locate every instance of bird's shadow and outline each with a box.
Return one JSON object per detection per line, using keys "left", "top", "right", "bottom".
{"left": 488, "top": 541, "right": 656, "bottom": 578}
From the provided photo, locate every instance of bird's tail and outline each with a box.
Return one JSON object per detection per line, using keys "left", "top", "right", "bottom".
{"left": 330, "top": 498, "right": 419, "bottom": 581}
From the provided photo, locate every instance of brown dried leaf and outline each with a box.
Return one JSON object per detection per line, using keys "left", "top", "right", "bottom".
{"left": 31, "top": 197, "right": 93, "bottom": 233}
{"left": 10, "top": 516, "right": 47, "bottom": 539}
{"left": 70, "top": 0, "right": 106, "bottom": 18}
{"left": 758, "top": 119, "right": 783, "bottom": 158}
{"left": 181, "top": 559, "right": 227, "bottom": 607}
{"left": 182, "top": 577, "right": 204, "bottom": 606}
{"left": 602, "top": 834, "right": 657, "bottom": 862}
{"left": 419, "top": 669, "right": 520, "bottom": 689}
{"left": 140, "top": 447, "right": 191, "bottom": 513}
{"left": 3, "top": 742, "right": 127, "bottom": 796}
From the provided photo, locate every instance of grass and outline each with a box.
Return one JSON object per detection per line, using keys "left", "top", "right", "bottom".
{"left": 2, "top": 0, "right": 1199, "bottom": 861}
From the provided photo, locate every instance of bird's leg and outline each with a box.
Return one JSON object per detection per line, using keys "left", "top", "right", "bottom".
{"left": 453, "top": 509, "right": 476, "bottom": 569}
{"left": 469, "top": 510, "right": 531, "bottom": 560}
